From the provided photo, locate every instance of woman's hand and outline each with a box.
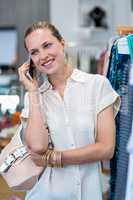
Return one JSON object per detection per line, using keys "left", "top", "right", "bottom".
{"left": 18, "top": 62, "right": 38, "bottom": 92}
{"left": 29, "top": 150, "right": 46, "bottom": 167}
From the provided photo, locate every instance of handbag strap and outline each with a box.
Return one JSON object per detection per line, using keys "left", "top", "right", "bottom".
{"left": 47, "top": 127, "right": 54, "bottom": 149}
{"left": 0, "top": 146, "right": 28, "bottom": 173}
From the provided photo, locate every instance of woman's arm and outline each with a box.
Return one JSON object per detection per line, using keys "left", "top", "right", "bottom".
{"left": 24, "top": 91, "right": 49, "bottom": 154}
{"left": 61, "top": 105, "right": 115, "bottom": 165}
{"left": 18, "top": 62, "right": 49, "bottom": 154}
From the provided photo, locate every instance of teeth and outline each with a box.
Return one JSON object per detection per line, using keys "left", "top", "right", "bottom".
{"left": 43, "top": 60, "right": 53, "bottom": 66}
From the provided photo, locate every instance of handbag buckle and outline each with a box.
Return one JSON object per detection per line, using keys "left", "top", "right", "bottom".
{"left": 13, "top": 146, "right": 27, "bottom": 159}
{"left": 0, "top": 154, "right": 15, "bottom": 173}
{"left": 0, "top": 146, "right": 27, "bottom": 173}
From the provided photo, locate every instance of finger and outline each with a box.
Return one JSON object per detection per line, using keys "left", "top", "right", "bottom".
{"left": 19, "top": 68, "right": 33, "bottom": 83}
{"left": 18, "top": 62, "right": 31, "bottom": 76}
{"left": 29, "top": 151, "right": 41, "bottom": 158}
{"left": 18, "top": 62, "right": 30, "bottom": 72}
{"left": 18, "top": 64, "right": 29, "bottom": 79}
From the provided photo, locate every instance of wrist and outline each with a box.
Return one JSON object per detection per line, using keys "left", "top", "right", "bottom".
{"left": 29, "top": 90, "right": 42, "bottom": 106}
{"left": 28, "top": 89, "right": 39, "bottom": 94}
{"left": 45, "top": 149, "right": 64, "bottom": 168}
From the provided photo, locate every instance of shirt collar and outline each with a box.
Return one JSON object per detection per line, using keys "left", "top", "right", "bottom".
{"left": 39, "top": 68, "right": 87, "bottom": 93}
{"left": 70, "top": 68, "right": 88, "bottom": 83}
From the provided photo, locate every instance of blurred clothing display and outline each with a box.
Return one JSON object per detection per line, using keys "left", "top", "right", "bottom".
{"left": 96, "top": 49, "right": 107, "bottom": 75}
{"left": 66, "top": 46, "right": 101, "bottom": 74}
{"left": 125, "top": 62, "right": 133, "bottom": 200}
{"left": 0, "top": 110, "right": 21, "bottom": 146}
{"left": 1, "top": 110, "right": 11, "bottom": 129}
{"left": 0, "top": 124, "right": 19, "bottom": 138}
{"left": 11, "top": 111, "right": 21, "bottom": 126}
{"left": 99, "top": 34, "right": 133, "bottom": 200}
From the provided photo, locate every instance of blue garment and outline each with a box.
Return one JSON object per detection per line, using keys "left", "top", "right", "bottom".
{"left": 107, "top": 44, "right": 121, "bottom": 200}
{"left": 107, "top": 44, "right": 131, "bottom": 200}
{"left": 125, "top": 69, "right": 133, "bottom": 199}
{"left": 127, "top": 35, "right": 133, "bottom": 61}
{"left": 114, "top": 59, "right": 132, "bottom": 200}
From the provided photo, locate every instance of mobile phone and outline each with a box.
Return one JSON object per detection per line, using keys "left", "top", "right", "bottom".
{"left": 26, "top": 59, "right": 35, "bottom": 80}
{"left": 29, "top": 59, "right": 35, "bottom": 78}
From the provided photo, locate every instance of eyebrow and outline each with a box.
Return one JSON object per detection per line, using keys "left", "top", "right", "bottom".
{"left": 29, "top": 41, "right": 50, "bottom": 52}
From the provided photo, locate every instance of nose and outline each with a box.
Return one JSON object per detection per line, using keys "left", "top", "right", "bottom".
{"left": 39, "top": 49, "right": 48, "bottom": 60}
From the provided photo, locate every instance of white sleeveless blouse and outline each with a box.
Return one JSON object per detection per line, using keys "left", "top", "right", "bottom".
{"left": 21, "top": 69, "right": 120, "bottom": 200}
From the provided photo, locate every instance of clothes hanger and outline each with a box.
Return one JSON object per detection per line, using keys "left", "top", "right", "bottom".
{"left": 117, "top": 26, "right": 133, "bottom": 36}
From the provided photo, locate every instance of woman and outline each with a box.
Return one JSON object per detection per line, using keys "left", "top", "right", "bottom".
{"left": 18, "top": 21, "right": 120, "bottom": 200}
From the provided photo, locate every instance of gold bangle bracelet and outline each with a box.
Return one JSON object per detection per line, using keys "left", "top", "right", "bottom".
{"left": 46, "top": 150, "right": 64, "bottom": 168}
{"left": 51, "top": 151, "right": 57, "bottom": 167}
{"left": 46, "top": 150, "right": 53, "bottom": 167}
{"left": 56, "top": 151, "right": 60, "bottom": 168}
{"left": 53, "top": 151, "right": 63, "bottom": 168}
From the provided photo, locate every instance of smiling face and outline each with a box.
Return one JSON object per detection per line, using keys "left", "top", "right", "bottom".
{"left": 25, "top": 28, "right": 66, "bottom": 75}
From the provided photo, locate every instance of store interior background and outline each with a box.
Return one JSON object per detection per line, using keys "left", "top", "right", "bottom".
{"left": 0, "top": 0, "right": 132, "bottom": 199}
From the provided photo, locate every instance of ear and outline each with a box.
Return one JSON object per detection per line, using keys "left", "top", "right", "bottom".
{"left": 61, "top": 39, "right": 65, "bottom": 48}
{"left": 61, "top": 39, "right": 68, "bottom": 52}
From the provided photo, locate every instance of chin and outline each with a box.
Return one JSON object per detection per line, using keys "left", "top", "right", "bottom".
{"left": 44, "top": 66, "right": 59, "bottom": 75}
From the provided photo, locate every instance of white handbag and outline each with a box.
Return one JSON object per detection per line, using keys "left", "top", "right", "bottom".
{"left": 0, "top": 125, "right": 45, "bottom": 191}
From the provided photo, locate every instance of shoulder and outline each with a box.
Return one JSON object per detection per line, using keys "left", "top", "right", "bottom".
{"left": 89, "top": 74, "right": 109, "bottom": 86}
{"left": 87, "top": 74, "right": 113, "bottom": 94}
{"left": 71, "top": 69, "right": 113, "bottom": 93}
{"left": 78, "top": 70, "right": 107, "bottom": 86}
{"left": 73, "top": 69, "right": 105, "bottom": 81}
{"left": 73, "top": 69, "right": 109, "bottom": 89}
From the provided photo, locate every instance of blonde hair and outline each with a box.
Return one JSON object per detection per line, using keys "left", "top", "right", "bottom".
{"left": 24, "top": 21, "right": 63, "bottom": 49}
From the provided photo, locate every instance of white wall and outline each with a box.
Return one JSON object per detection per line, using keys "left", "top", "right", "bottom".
{"left": 50, "top": 0, "right": 133, "bottom": 74}
{"left": 50, "top": 0, "right": 132, "bottom": 42}
{"left": 112, "top": 0, "right": 132, "bottom": 33}
{"left": 50, "top": 0, "right": 79, "bottom": 42}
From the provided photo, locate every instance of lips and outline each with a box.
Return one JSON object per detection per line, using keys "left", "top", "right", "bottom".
{"left": 41, "top": 58, "right": 55, "bottom": 69}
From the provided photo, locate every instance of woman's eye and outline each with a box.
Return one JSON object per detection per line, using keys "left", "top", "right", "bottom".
{"left": 43, "top": 43, "right": 52, "bottom": 48}
{"left": 30, "top": 51, "right": 38, "bottom": 55}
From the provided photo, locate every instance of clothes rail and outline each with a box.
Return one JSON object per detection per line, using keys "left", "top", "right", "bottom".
{"left": 117, "top": 26, "right": 133, "bottom": 36}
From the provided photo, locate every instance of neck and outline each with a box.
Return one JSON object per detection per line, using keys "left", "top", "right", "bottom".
{"left": 48, "top": 65, "right": 73, "bottom": 89}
